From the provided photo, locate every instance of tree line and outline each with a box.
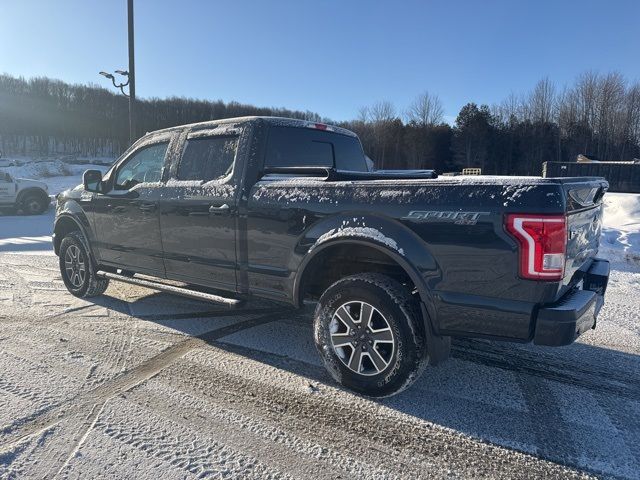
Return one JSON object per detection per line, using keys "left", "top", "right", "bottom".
{"left": 1, "top": 72, "right": 639, "bottom": 174}
{"left": 346, "top": 72, "right": 640, "bottom": 174}
{"left": 0, "top": 74, "right": 320, "bottom": 159}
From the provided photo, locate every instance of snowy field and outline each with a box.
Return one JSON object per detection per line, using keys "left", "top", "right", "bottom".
{"left": 0, "top": 192, "right": 638, "bottom": 478}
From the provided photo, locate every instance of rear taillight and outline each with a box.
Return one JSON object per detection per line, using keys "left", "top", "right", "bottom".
{"left": 505, "top": 214, "right": 567, "bottom": 281}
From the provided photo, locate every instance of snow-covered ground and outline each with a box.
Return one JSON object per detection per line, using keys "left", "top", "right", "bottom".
{"left": 0, "top": 193, "right": 638, "bottom": 478}
{"left": 600, "top": 192, "right": 640, "bottom": 265}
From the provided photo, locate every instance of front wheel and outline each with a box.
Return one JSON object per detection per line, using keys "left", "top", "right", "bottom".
{"left": 21, "top": 194, "right": 48, "bottom": 215}
{"left": 314, "top": 273, "right": 427, "bottom": 397}
{"left": 59, "top": 231, "right": 109, "bottom": 298}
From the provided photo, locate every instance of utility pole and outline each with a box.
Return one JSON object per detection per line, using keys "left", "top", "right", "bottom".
{"left": 99, "top": 0, "right": 137, "bottom": 146}
{"left": 127, "top": 0, "right": 136, "bottom": 145}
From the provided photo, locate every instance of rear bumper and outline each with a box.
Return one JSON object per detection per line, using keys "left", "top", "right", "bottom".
{"left": 533, "top": 258, "right": 610, "bottom": 346}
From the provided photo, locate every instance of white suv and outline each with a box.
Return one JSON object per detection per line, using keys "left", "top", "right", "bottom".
{"left": 0, "top": 171, "right": 50, "bottom": 214}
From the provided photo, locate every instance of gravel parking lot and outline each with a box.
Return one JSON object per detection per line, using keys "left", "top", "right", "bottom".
{"left": 0, "top": 209, "right": 639, "bottom": 479}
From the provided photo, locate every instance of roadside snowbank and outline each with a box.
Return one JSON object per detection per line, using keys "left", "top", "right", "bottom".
{"left": 601, "top": 192, "right": 640, "bottom": 263}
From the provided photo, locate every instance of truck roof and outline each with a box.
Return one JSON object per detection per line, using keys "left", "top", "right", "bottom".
{"left": 149, "top": 116, "right": 358, "bottom": 138}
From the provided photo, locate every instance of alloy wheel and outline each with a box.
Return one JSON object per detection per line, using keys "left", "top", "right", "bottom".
{"left": 64, "top": 245, "right": 86, "bottom": 288}
{"left": 329, "top": 301, "right": 395, "bottom": 376}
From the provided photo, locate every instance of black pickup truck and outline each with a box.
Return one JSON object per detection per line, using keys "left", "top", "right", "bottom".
{"left": 53, "top": 116, "right": 610, "bottom": 397}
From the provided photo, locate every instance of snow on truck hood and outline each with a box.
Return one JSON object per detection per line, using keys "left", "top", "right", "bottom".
{"left": 16, "top": 178, "right": 48, "bottom": 190}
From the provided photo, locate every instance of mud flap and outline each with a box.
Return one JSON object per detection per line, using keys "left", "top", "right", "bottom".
{"left": 420, "top": 301, "right": 451, "bottom": 365}
{"left": 584, "top": 258, "right": 610, "bottom": 328}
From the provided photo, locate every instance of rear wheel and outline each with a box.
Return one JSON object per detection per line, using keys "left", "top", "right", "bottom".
{"left": 21, "top": 194, "right": 48, "bottom": 215}
{"left": 314, "top": 273, "right": 427, "bottom": 397}
{"left": 59, "top": 231, "right": 109, "bottom": 298}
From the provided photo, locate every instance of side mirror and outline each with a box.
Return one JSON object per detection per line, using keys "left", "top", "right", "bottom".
{"left": 83, "top": 170, "right": 103, "bottom": 193}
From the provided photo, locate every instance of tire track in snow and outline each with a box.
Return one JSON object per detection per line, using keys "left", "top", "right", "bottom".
{"left": 155, "top": 344, "right": 591, "bottom": 480}
{"left": 0, "top": 311, "right": 286, "bottom": 457}
{"left": 1, "top": 265, "right": 33, "bottom": 314}
{"left": 51, "top": 403, "right": 105, "bottom": 479}
{"left": 122, "top": 380, "right": 400, "bottom": 479}
{"left": 515, "top": 375, "right": 577, "bottom": 461}
{"left": 45, "top": 303, "right": 102, "bottom": 320}
{"left": 75, "top": 398, "right": 295, "bottom": 480}
{"left": 451, "top": 339, "right": 640, "bottom": 400}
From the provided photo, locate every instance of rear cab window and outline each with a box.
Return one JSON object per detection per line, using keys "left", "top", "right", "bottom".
{"left": 265, "top": 126, "right": 367, "bottom": 171}
{"left": 177, "top": 135, "right": 239, "bottom": 182}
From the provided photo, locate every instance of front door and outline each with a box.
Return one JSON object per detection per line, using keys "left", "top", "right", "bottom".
{"left": 0, "top": 173, "right": 16, "bottom": 205}
{"left": 91, "top": 140, "right": 170, "bottom": 276}
{"left": 159, "top": 130, "right": 240, "bottom": 291}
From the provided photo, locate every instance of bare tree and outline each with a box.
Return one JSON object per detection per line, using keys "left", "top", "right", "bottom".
{"left": 369, "top": 100, "right": 396, "bottom": 123}
{"left": 595, "top": 72, "right": 625, "bottom": 158}
{"left": 357, "top": 106, "right": 370, "bottom": 123}
{"left": 626, "top": 82, "right": 640, "bottom": 151}
{"left": 493, "top": 92, "right": 525, "bottom": 125}
{"left": 405, "top": 91, "right": 444, "bottom": 126}
{"left": 353, "top": 101, "right": 399, "bottom": 169}
{"left": 528, "top": 78, "right": 556, "bottom": 123}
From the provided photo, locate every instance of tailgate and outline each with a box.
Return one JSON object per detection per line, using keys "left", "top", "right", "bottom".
{"left": 562, "top": 178, "right": 608, "bottom": 282}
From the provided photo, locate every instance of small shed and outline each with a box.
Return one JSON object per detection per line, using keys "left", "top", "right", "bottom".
{"left": 542, "top": 157, "right": 640, "bottom": 193}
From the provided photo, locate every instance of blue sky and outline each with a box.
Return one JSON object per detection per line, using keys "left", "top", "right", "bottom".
{"left": 2, "top": 0, "right": 639, "bottom": 122}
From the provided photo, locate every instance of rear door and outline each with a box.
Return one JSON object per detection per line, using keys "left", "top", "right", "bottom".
{"left": 159, "top": 128, "right": 241, "bottom": 291}
{"left": 245, "top": 124, "right": 369, "bottom": 299}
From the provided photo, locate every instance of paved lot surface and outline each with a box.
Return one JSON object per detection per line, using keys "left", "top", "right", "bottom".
{"left": 0, "top": 210, "right": 639, "bottom": 479}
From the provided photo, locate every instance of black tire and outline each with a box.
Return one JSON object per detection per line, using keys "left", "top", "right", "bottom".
{"left": 59, "top": 231, "right": 109, "bottom": 298}
{"left": 314, "top": 273, "right": 427, "bottom": 397}
{"left": 21, "top": 193, "right": 48, "bottom": 215}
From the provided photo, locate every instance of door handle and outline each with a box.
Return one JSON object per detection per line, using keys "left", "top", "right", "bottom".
{"left": 138, "top": 202, "right": 157, "bottom": 212}
{"left": 208, "top": 203, "right": 230, "bottom": 215}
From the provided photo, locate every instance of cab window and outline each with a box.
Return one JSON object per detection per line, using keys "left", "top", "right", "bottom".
{"left": 265, "top": 126, "right": 367, "bottom": 171}
{"left": 177, "top": 136, "right": 238, "bottom": 182}
{"left": 114, "top": 142, "right": 168, "bottom": 190}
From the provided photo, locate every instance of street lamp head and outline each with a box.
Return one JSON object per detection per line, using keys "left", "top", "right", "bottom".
{"left": 99, "top": 71, "right": 115, "bottom": 80}
{"left": 114, "top": 70, "right": 129, "bottom": 76}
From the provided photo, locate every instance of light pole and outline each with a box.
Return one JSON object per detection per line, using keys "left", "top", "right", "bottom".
{"left": 127, "top": 0, "right": 135, "bottom": 145}
{"left": 99, "top": 0, "right": 136, "bottom": 146}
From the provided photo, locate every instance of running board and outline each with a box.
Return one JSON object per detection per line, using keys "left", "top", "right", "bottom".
{"left": 96, "top": 271, "right": 241, "bottom": 307}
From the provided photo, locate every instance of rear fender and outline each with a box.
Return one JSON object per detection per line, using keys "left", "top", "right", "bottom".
{"left": 294, "top": 213, "right": 442, "bottom": 334}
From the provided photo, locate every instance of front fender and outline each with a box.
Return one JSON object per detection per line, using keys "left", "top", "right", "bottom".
{"left": 293, "top": 213, "right": 441, "bottom": 331}
{"left": 53, "top": 200, "right": 96, "bottom": 260}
